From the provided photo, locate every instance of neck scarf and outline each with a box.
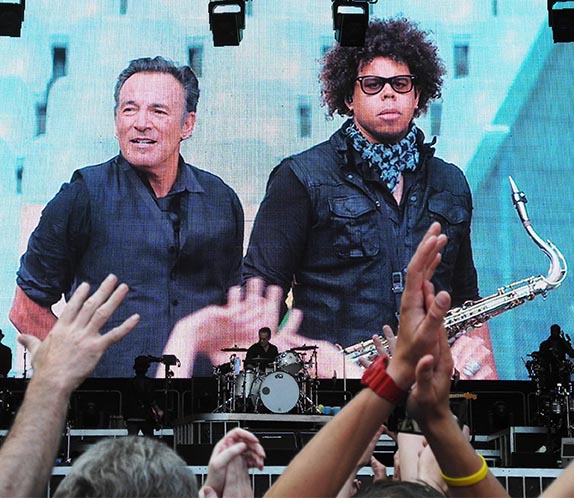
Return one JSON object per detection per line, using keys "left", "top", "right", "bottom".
{"left": 344, "top": 122, "right": 419, "bottom": 192}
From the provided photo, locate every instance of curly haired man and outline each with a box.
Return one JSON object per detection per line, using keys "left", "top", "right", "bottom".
{"left": 244, "top": 17, "right": 497, "bottom": 381}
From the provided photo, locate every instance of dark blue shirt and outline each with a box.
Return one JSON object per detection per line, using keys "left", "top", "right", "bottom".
{"left": 17, "top": 155, "right": 244, "bottom": 377}
{"left": 243, "top": 123, "right": 479, "bottom": 347}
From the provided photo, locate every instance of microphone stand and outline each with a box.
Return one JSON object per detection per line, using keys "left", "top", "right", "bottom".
{"left": 22, "top": 347, "right": 28, "bottom": 379}
{"left": 342, "top": 349, "right": 347, "bottom": 398}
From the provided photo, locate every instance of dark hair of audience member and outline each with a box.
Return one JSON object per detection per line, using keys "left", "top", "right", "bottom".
{"left": 354, "top": 479, "right": 445, "bottom": 498}
{"left": 53, "top": 436, "right": 198, "bottom": 498}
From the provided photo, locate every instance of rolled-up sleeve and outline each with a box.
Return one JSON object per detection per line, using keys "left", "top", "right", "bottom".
{"left": 16, "top": 179, "right": 91, "bottom": 306}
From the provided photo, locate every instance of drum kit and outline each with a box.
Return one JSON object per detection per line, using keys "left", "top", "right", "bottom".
{"left": 214, "top": 345, "right": 319, "bottom": 414}
{"left": 525, "top": 352, "right": 574, "bottom": 433}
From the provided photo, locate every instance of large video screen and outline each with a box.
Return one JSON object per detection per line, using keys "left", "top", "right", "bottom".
{"left": 1, "top": 0, "right": 572, "bottom": 381}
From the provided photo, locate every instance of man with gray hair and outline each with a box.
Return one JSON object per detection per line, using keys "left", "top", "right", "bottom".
{"left": 10, "top": 56, "right": 244, "bottom": 377}
{"left": 54, "top": 426, "right": 264, "bottom": 498}
{"left": 53, "top": 436, "right": 199, "bottom": 497}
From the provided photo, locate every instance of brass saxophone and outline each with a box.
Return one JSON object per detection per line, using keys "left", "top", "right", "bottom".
{"left": 342, "top": 176, "right": 568, "bottom": 363}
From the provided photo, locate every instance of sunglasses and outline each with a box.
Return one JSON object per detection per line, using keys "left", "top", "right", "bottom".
{"left": 355, "top": 75, "right": 416, "bottom": 95}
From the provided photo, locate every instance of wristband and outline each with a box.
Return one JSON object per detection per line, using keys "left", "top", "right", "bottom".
{"left": 361, "top": 355, "right": 408, "bottom": 405}
{"left": 439, "top": 453, "right": 489, "bottom": 487}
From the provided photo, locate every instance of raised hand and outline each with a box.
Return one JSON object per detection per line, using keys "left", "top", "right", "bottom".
{"left": 163, "top": 278, "right": 301, "bottom": 376}
{"left": 388, "top": 222, "right": 451, "bottom": 390}
{"left": 2, "top": 275, "right": 138, "bottom": 498}
{"left": 18, "top": 274, "right": 140, "bottom": 393}
{"left": 162, "top": 277, "right": 364, "bottom": 377}
{"left": 405, "top": 316, "right": 454, "bottom": 427}
{"left": 201, "top": 428, "right": 265, "bottom": 498}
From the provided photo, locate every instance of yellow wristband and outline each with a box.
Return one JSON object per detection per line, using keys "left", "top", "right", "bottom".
{"left": 439, "top": 454, "right": 488, "bottom": 487}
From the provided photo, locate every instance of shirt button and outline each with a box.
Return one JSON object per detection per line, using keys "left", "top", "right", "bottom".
{"left": 375, "top": 200, "right": 381, "bottom": 208}
{"left": 171, "top": 299, "right": 179, "bottom": 306}
{"left": 410, "top": 195, "right": 417, "bottom": 202}
{"left": 347, "top": 174, "right": 353, "bottom": 179}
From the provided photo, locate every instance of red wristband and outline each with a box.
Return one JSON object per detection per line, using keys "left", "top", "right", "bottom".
{"left": 361, "top": 355, "right": 408, "bottom": 405}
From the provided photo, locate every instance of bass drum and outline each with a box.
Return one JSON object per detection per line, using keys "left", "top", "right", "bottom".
{"left": 253, "top": 372, "right": 300, "bottom": 413}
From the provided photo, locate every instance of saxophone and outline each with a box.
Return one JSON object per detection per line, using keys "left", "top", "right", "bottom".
{"left": 342, "top": 176, "right": 568, "bottom": 363}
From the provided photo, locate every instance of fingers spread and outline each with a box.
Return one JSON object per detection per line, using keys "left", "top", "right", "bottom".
{"left": 74, "top": 275, "right": 121, "bottom": 328}
{"left": 100, "top": 313, "right": 140, "bottom": 347}
{"left": 85, "top": 283, "right": 130, "bottom": 332}
{"left": 58, "top": 281, "right": 91, "bottom": 323}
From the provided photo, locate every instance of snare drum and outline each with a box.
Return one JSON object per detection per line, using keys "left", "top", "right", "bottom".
{"left": 253, "top": 371, "right": 300, "bottom": 413}
{"left": 275, "top": 350, "right": 303, "bottom": 375}
{"left": 235, "top": 370, "right": 257, "bottom": 397}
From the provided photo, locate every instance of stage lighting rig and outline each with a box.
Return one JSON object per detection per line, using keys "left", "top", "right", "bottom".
{"left": 548, "top": 1, "right": 574, "bottom": 42}
{"left": 332, "top": 0, "right": 376, "bottom": 47}
{"left": 0, "top": 0, "right": 25, "bottom": 37}
{"left": 208, "top": 0, "right": 247, "bottom": 47}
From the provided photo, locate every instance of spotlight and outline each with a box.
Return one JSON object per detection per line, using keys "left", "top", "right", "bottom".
{"left": 332, "top": 0, "right": 370, "bottom": 47}
{"left": 208, "top": 0, "right": 246, "bottom": 47}
{"left": 548, "top": 1, "right": 574, "bottom": 42}
{"left": 0, "top": 0, "right": 25, "bottom": 37}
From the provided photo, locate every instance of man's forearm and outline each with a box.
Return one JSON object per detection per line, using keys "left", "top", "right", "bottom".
{"left": 265, "top": 389, "right": 394, "bottom": 498}
{"left": 10, "top": 286, "right": 58, "bottom": 340}
{"left": 419, "top": 414, "right": 509, "bottom": 498}
{"left": 0, "top": 377, "right": 72, "bottom": 497}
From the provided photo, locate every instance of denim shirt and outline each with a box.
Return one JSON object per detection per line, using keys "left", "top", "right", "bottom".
{"left": 18, "top": 155, "right": 244, "bottom": 376}
{"left": 244, "top": 123, "right": 478, "bottom": 347}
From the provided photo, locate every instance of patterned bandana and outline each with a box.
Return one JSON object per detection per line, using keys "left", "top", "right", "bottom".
{"left": 344, "top": 122, "right": 420, "bottom": 192}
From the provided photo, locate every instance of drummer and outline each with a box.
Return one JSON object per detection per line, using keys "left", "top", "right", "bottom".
{"left": 245, "top": 327, "right": 279, "bottom": 372}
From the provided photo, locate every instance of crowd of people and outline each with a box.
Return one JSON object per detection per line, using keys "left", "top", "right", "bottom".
{"left": 2, "top": 225, "right": 574, "bottom": 497}
{"left": 1, "top": 13, "right": 568, "bottom": 498}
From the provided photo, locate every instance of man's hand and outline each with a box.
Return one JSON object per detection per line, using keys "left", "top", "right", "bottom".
{"left": 405, "top": 313, "right": 454, "bottom": 428}
{"left": 163, "top": 278, "right": 301, "bottom": 376}
{"left": 451, "top": 330, "right": 497, "bottom": 380}
{"left": 163, "top": 278, "right": 365, "bottom": 377}
{"left": 18, "top": 274, "right": 140, "bottom": 393}
{"left": 201, "top": 428, "right": 265, "bottom": 498}
{"left": 388, "top": 222, "right": 451, "bottom": 390}
{"left": 0, "top": 274, "right": 138, "bottom": 498}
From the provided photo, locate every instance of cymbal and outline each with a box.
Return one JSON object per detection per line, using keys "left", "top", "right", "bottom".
{"left": 291, "top": 345, "right": 318, "bottom": 351}
{"left": 220, "top": 346, "right": 248, "bottom": 352}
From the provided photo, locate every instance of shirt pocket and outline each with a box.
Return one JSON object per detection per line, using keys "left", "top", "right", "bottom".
{"left": 328, "top": 196, "right": 380, "bottom": 259}
{"left": 428, "top": 191, "right": 471, "bottom": 263}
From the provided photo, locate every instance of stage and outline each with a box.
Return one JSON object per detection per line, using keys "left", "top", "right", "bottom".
{"left": 0, "top": 377, "right": 570, "bottom": 496}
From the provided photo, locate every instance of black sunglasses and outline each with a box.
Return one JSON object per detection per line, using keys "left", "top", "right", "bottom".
{"left": 356, "top": 75, "right": 416, "bottom": 95}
